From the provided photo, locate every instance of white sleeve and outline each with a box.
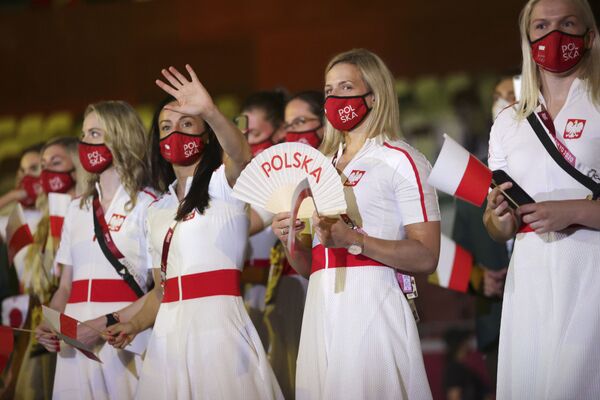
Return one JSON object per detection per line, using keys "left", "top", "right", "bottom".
{"left": 488, "top": 120, "right": 508, "bottom": 172}
{"left": 393, "top": 150, "right": 441, "bottom": 225}
{"left": 209, "top": 164, "right": 245, "bottom": 208}
{"left": 145, "top": 210, "right": 161, "bottom": 270}
{"left": 54, "top": 200, "right": 77, "bottom": 267}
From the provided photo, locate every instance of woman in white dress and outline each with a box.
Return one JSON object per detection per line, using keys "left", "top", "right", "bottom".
{"left": 485, "top": 0, "right": 600, "bottom": 398}
{"left": 272, "top": 49, "right": 440, "bottom": 400}
{"left": 107, "top": 65, "right": 283, "bottom": 400}
{"left": 35, "top": 101, "right": 156, "bottom": 400}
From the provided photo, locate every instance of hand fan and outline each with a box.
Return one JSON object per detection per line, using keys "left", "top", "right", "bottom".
{"left": 233, "top": 142, "right": 346, "bottom": 217}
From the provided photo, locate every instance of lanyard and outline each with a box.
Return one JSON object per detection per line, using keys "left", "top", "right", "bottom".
{"left": 92, "top": 193, "right": 125, "bottom": 259}
{"left": 537, "top": 108, "right": 577, "bottom": 167}
{"left": 160, "top": 220, "right": 179, "bottom": 288}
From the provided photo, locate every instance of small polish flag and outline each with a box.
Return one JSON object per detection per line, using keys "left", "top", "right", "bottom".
{"left": 428, "top": 235, "right": 473, "bottom": 293}
{"left": 42, "top": 306, "right": 102, "bottom": 363}
{"left": 48, "top": 193, "right": 71, "bottom": 239}
{"left": 428, "top": 134, "right": 492, "bottom": 206}
{"left": 1, "top": 294, "right": 30, "bottom": 328}
{"left": 287, "top": 178, "right": 318, "bottom": 255}
{"left": 6, "top": 204, "right": 34, "bottom": 263}
{"left": 0, "top": 325, "right": 14, "bottom": 374}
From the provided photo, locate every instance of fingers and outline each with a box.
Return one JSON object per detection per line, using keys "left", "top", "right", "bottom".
{"left": 185, "top": 64, "right": 199, "bottom": 83}
{"left": 155, "top": 79, "right": 178, "bottom": 98}
{"left": 168, "top": 66, "right": 189, "bottom": 86}
{"left": 162, "top": 68, "right": 184, "bottom": 88}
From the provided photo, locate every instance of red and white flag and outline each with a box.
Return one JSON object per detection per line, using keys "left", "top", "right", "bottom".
{"left": 428, "top": 134, "right": 492, "bottom": 206}
{"left": 6, "top": 204, "right": 34, "bottom": 263}
{"left": 1, "top": 294, "right": 29, "bottom": 329}
{"left": 428, "top": 234, "right": 473, "bottom": 293}
{"left": 48, "top": 193, "right": 71, "bottom": 239}
{"left": 42, "top": 306, "right": 101, "bottom": 363}
{"left": 0, "top": 325, "right": 14, "bottom": 374}
{"left": 287, "top": 178, "right": 318, "bottom": 255}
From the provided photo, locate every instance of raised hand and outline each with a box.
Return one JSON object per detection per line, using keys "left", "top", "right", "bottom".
{"left": 155, "top": 65, "right": 216, "bottom": 118}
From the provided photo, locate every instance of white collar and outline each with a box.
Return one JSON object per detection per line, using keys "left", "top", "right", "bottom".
{"left": 168, "top": 176, "right": 194, "bottom": 198}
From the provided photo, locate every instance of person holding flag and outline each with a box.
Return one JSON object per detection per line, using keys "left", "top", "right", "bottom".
{"left": 485, "top": 0, "right": 600, "bottom": 398}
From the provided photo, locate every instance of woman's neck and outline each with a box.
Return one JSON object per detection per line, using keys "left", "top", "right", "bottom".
{"left": 173, "top": 162, "right": 199, "bottom": 200}
{"left": 98, "top": 166, "right": 120, "bottom": 204}
{"left": 343, "top": 125, "right": 370, "bottom": 156}
{"left": 539, "top": 68, "right": 580, "bottom": 119}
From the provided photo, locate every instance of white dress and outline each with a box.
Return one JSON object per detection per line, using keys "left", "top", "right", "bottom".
{"left": 136, "top": 165, "right": 283, "bottom": 400}
{"left": 53, "top": 185, "right": 155, "bottom": 400}
{"left": 296, "top": 137, "right": 440, "bottom": 400}
{"left": 489, "top": 78, "right": 600, "bottom": 399}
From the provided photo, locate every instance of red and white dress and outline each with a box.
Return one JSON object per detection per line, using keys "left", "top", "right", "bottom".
{"left": 136, "top": 165, "right": 283, "bottom": 400}
{"left": 53, "top": 185, "right": 156, "bottom": 400}
{"left": 489, "top": 78, "right": 600, "bottom": 399}
{"left": 296, "top": 137, "right": 439, "bottom": 400}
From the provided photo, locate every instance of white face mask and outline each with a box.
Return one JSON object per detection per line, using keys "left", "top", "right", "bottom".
{"left": 492, "top": 98, "right": 511, "bottom": 120}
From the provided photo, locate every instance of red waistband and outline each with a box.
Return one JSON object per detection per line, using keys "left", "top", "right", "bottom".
{"left": 68, "top": 279, "right": 138, "bottom": 303}
{"left": 162, "top": 269, "right": 241, "bottom": 303}
{"left": 245, "top": 259, "right": 270, "bottom": 269}
{"left": 311, "top": 244, "right": 386, "bottom": 275}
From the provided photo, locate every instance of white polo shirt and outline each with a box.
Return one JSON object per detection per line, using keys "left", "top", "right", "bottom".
{"left": 55, "top": 185, "right": 156, "bottom": 288}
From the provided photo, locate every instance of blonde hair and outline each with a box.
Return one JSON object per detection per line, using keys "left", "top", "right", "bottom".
{"left": 24, "top": 136, "right": 85, "bottom": 302}
{"left": 320, "top": 49, "right": 402, "bottom": 156}
{"left": 517, "top": 0, "right": 600, "bottom": 119}
{"left": 80, "top": 101, "right": 150, "bottom": 210}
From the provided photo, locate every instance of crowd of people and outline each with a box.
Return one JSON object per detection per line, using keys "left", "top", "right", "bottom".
{"left": 0, "top": 0, "right": 599, "bottom": 399}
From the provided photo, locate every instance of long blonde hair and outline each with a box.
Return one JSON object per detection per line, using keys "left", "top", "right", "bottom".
{"left": 516, "top": 0, "right": 600, "bottom": 119}
{"left": 320, "top": 49, "right": 402, "bottom": 156}
{"left": 80, "top": 101, "right": 150, "bottom": 210}
{"left": 24, "top": 136, "right": 84, "bottom": 302}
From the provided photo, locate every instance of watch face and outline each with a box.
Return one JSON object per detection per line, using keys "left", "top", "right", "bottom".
{"left": 348, "top": 243, "right": 362, "bottom": 255}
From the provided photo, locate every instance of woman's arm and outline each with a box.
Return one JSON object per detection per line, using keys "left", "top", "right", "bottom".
{"left": 483, "top": 182, "right": 518, "bottom": 242}
{"left": 103, "top": 269, "right": 163, "bottom": 349}
{"left": 155, "top": 65, "right": 251, "bottom": 187}
{"left": 519, "top": 199, "right": 600, "bottom": 233}
{"left": 313, "top": 215, "right": 440, "bottom": 274}
{"left": 0, "top": 189, "right": 25, "bottom": 210}
{"left": 272, "top": 212, "right": 312, "bottom": 278}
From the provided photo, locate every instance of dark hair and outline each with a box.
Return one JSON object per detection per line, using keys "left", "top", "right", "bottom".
{"left": 287, "top": 90, "right": 324, "bottom": 122}
{"left": 149, "top": 97, "right": 223, "bottom": 221}
{"left": 21, "top": 143, "right": 44, "bottom": 158}
{"left": 241, "top": 89, "right": 288, "bottom": 128}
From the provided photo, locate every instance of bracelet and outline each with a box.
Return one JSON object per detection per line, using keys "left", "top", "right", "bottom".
{"left": 105, "top": 312, "right": 120, "bottom": 328}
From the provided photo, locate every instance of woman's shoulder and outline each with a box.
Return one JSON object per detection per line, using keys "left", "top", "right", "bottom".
{"left": 378, "top": 139, "right": 433, "bottom": 173}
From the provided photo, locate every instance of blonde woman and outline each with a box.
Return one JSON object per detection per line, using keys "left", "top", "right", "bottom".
{"left": 35, "top": 101, "right": 156, "bottom": 399}
{"left": 272, "top": 49, "right": 440, "bottom": 400}
{"left": 15, "top": 136, "right": 84, "bottom": 400}
{"left": 485, "top": 0, "right": 600, "bottom": 398}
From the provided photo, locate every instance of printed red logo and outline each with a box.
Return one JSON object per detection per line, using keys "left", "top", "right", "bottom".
{"left": 183, "top": 210, "right": 195, "bottom": 221}
{"left": 108, "top": 214, "right": 126, "bottom": 232}
{"left": 564, "top": 119, "right": 586, "bottom": 139}
{"left": 344, "top": 170, "right": 366, "bottom": 187}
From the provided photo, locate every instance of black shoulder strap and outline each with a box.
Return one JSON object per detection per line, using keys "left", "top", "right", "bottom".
{"left": 92, "top": 208, "right": 144, "bottom": 298}
{"left": 527, "top": 112, "right": 600, "bottom": 200}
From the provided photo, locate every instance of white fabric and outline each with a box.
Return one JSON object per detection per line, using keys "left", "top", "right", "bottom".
{"left": 436, "top": 234, "right": 458, "bottom": 288}
{"left": 52, "top": 186, "right": 155, "bottom": 400}
{"left": 11, "top": 207, "right": 42, "bottom": 283}
{"left": 427, "top": 134, "right": 470, "bottom": 196}
{"left": 296, "top": 138, "right": 439, "bottom": 400}
{"left": 138, "top": 165, "right": 283, "bottom": 400}
{"left": 489, "top": 78, "right": 600, "bottom": 399}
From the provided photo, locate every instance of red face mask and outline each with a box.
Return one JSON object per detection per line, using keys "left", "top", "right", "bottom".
{"left": 40, "top": 169, "right": 76, "bottom": 194}
{"left": 530, "top": 30, "right": 588, "bottom": 73}
{"left": 250, "top": 139, "right": 273, "bottom": 156}
{"left": 324, "top": 93, "right": 372, "bottom": 131}
{"left": 159, "top": 131, "right": 205, "bottom": 166}
{"left": 19, "top": 174, "right": 41, "bottom": 207}
{"left": 78, "top": 142, "right": 113, "bottom": 174}
{"left": 286, "top": 129, "right": 322, "bottom": 148}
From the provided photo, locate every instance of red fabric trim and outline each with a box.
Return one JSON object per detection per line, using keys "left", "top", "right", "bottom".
{"left": 245, "top": 259, "right": 271, "bottom": 269}
{"left": 518, "top": 224, "right": 534, "bottom": 233}
{"left": 455, "top": 155, "right": 492, "bottom": 207}
{"left": 67, "top": 279, "right": 138, "bottom": 303}
{"left": 142, "top": 189, "right": 158, "bottom": 200}
{"left": 49, "top": 216, "right": 64, "bottom": 238}
{"left": 448, "top": 243, "right": 473, "bottom": 292}
{"left": 59, "top": 313, "right": 78, "bottom": 338}
{"left": 311, "top": 244, "right": 386, "bottom": 275}
{"left": 282, "top": 260, "right": 298, "bottom": 276}
{"left": 384, "top": 143, "right": 428, "bottom": 222}
{"left": 162, "top": 269, "right": 241, "bottom": 303}
{"left": 8, "top": 224, "right": 34, "bottom": 262}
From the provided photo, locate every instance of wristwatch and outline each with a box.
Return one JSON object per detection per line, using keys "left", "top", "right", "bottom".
{"left": 347, "top": 233, "right": 364, "bottom": 256}
{"left": 105, "top": 312, "right": 120, "bottom": 328}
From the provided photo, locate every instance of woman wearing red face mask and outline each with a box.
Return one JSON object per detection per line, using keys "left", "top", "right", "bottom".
{"left": 485, "top": 0, "right": 600, "bottom": 398}
{"left": 14, "top": 136, "right": 83, "bottom": 400}
{"left": 284, "top": 90, "right": 325, "bottom": 148}
{"left": 272, "top": 49, "right": 440, "bottom": 399}
{"left": 105, "top": 65, "right": 283, "bottom": 400}
{"left": 35, "top": 101, "right": 157, "bottom": 400}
